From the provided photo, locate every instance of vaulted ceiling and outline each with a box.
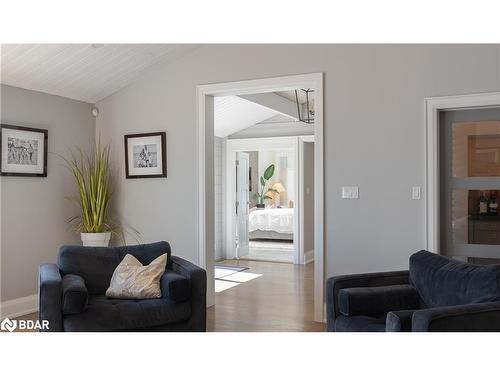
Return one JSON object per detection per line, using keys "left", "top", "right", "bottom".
{"left": 214, "top": 96, "right": 280, "bottom": 138}
{"left": 0, "top": 44, "right": 200, "bottom": 103}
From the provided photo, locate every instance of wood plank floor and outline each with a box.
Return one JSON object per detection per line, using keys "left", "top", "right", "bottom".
{"left": 12, "top": 260, "right": 325, "bottom": 332}
{"left": 209, "top": 259, "right": 324, "bottom": 331}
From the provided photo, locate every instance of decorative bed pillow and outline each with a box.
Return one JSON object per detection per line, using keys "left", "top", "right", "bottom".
{"left": 105, "top": 253, "right": 168, "bottom": 299}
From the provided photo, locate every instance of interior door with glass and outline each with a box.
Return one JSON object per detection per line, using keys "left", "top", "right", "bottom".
{"left": 236, "top": 152, "right": 250, "bottom": 258}
{"left": 440, "top": 107, "right": 500, "bottom": 261}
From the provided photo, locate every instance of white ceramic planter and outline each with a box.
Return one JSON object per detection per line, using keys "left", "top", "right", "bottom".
{"left": 81, "top": 232, "right": 111, "bottom": 247}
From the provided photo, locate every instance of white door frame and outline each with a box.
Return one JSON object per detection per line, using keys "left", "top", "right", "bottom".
{"left": 298, "top": 135, "right": 315, "bottom": 265}
{"left": 196, "top": 73, "right": 324, "bottom": 322}
{"left": 225, "top": 136, "right": 303, "bottom": 264}
{"left": 425, "top": 92, "right": 500, "bottom": 253}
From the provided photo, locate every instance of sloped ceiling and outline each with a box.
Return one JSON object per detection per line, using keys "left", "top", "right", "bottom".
{"left": 0, "top": 44, "right": 200, "bottom": 103}
{"left": 214, "top": 96, "right": 278, "bottom": 138}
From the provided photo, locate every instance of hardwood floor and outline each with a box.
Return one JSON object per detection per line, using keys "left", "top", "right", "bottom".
{"left": 11, "top": 260, "right": 325, "bottom": 332}
{"left": 208, "top": 259, "right": 324, "bottom": 331}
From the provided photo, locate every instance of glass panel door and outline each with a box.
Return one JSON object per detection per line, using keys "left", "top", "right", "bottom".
{"left": 440, "top": 107, "right": 500, "bottom": 259}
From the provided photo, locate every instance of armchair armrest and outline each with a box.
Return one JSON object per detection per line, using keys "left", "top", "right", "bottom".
{"left": 338, "top": 284, "right": 420, "bottom": 316}
{"left": 160, "top": 270, "right": 190, "bottom": 302}
{"left": 326, "top": 270, "right": 409, "bottom": 331}
{"left": 61, "top": 274, "right": 88, "bottom": 315}
{"left": 169, "top": 256, "right": 207, "bottom": 331}
{"left": 412, "top": 302, "right": 500, "bottom": 332}
{"left": 386, "top": 310, "right": 418, "bottom": 332}
{"left": 38, "top": 263, "right": 63, "bottom": 332}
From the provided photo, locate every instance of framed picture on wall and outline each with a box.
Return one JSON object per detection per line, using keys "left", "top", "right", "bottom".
{"left": 124, "top": 131, "right": 167, "bottom": 178}
{"left": 1, "top": 124, "right": 48, "bottom": 177}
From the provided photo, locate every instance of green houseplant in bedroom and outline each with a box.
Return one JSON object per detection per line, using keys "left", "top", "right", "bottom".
{"left": 65, "top": 140, "right": 115, "bottom": 247}
{"left": 255, "top": 163, "right": 276, "bottom": 209}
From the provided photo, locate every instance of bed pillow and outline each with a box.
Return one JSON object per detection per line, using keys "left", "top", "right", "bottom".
{"left": 105, "top": 253, "right": 168, "bottom": 299}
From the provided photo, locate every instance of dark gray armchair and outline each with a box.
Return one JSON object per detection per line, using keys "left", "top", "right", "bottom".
{"left": 39, "top": 241, "right": 206, "bottom": 332}
{"left": 327, "top": 250, "right": 500, "bottom": 332}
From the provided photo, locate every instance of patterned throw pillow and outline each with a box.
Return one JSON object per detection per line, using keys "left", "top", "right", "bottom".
{"left": 105, "top": 253, "right": 167, "bottom": 299}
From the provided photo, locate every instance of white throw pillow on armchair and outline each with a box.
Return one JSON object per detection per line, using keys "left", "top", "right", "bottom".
{"left": 105, "top": 253, "right": 168, "bottom": 299}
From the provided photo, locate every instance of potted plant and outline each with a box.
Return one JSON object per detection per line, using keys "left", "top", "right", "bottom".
{"left": 65, "top": 141, "right": 115, "bottom": 247}
{"left": 255, "top": 164, "right": 276, "bottom": 209}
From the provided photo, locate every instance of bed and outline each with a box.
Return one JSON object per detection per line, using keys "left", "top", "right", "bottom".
{"left": 248, "top": 207, "right": 294, "bottom": 241}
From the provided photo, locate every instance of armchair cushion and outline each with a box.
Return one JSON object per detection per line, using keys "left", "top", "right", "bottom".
{"left": 334, "top": 315, "right": 386, "bottom": 332}
{"left": 409, "top": 250, "right": 500, "bottom": 308}
{"left": 161, "top": 270, "right": 190, "bottom": 302}
{"left": 338, "top": 284, "right": 420, "bottom": 316}
{"left": 62, "top": 295, "right": 191, "bottom": 332}
{"left": 62, "top": 274, "right": 88, "bottom": 315}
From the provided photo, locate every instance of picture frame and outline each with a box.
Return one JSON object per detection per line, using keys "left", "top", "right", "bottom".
{"left": 1, "top": 124, "right": 48, "bottom": 177}
{"left": 124, "top": 132, "right": 167, "bottom": 178}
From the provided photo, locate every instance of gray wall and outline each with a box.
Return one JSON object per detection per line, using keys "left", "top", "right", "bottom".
{"left": 1, "top": 85, "right": 95, "bottom": 302}
{"left": 303, "top": 142, "right": 314, "bottom": 254}
{"left": 95, "top": 44, "right": 500, "bottom": 279}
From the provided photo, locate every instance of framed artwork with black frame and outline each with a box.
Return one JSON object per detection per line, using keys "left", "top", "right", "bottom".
{"left": 124, "top": 131, "right": 167, "bottom": 178}
{"left": 1, "top": 124, "right": 48, "bottom": 177}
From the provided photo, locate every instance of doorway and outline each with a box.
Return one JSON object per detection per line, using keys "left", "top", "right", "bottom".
{"left": 197, "top": 73, "right": 324, "bottom": 322}
{"left": 224, "top": 137, "right": 303, "bottom": 265}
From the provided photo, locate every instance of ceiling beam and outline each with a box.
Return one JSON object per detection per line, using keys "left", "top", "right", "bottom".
{"left": 238, "top": 92, "right": 298, "bottom": 120}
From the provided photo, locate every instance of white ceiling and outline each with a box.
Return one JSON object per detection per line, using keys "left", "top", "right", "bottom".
{"left": 214, "top": 96, "right": 279, "bottom": 138}
{"left": 276, "top": 89, "right": 314, "bottom": 104}
{"left": 0, "top": 44, "right": 200, "bottom": 103}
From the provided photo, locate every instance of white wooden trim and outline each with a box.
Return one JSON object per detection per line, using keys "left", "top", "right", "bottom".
{"left": 298, "top": 135, "right": 315, "bottom": 265}
{"left": 425, "top": 92, "right": 500, "bottom": 253}
{"left": 197, "top": 73, "right": 325, "bottom": 322}
{"left": 225, "top": 136, "right": 301, "bottom": 264}
{"left": 303, "top": 249, "right": 315, "bottom": 264}
{"left": 0, "top": 294, "right": 38, "bottom": 319}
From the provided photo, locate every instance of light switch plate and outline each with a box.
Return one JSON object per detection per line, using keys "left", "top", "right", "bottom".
{"left": 412, "top": 186, "right": 421, "bottom": 200}
{"left": 342, "top": 186, "right": 359, "bottom": 199}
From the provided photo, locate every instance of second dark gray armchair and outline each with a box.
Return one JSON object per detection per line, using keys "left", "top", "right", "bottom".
{"left": 327, "top": 250, "right": 500, "bottom": 332}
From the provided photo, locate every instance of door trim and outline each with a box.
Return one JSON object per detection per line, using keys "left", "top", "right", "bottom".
{"left": 298, "top": 135, "right": 315, "bottom": 264}
{"left": 196, "top": 73, "right": 324, "bottom": 322}
{"left": 425, "top": 92, "right": 500, "bottom": 253}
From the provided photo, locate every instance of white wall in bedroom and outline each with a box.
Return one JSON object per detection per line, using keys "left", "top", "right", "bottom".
{"left": 0, "top": 85, "right": 95, "bottom": 305}
{"left": 95, "top": 44, "right": 500, "bottom": 278}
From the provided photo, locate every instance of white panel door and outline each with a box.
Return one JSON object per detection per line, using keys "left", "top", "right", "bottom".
{"left": 236, "top": 152, "right": 250, "bottom": 258}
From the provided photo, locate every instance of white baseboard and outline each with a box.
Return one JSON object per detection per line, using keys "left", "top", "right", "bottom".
{"left": 303, "top": 249, "right": 314, "bottom": 264}
{"left": 0, "top": 294, "right": 38, "bottom": 319}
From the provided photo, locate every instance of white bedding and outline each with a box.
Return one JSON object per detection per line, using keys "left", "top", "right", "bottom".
{"left": 248, "top": 208, "right": 294, "bottom": 234}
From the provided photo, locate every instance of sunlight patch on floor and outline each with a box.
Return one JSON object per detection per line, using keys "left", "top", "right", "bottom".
{"left": 214, "top": 267, "right": 263, "bottom": 293}
{"left": 214, "top": 268, "right": 237, "bottom": 278}
{"left": 219, "top": 272, "right": 262, "bottom": 283}
{"left": 214, "top": 279, "right": 240, "bottom": 292}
